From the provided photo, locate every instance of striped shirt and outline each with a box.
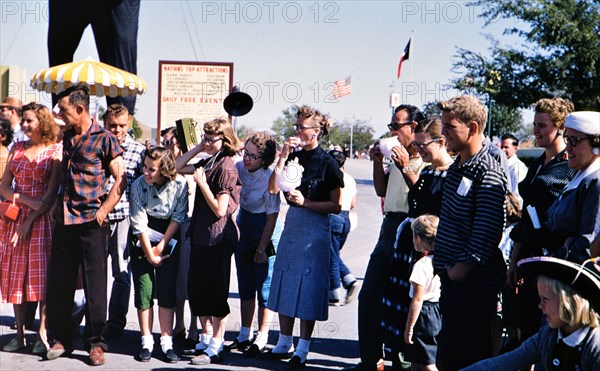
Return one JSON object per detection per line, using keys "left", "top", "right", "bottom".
{"left": 107, "top": 135, "right": 145, "bottom": 221}
{"left": 59, "top": 120, "right": 124, "bottom": 225}
{"left": 129, "top": 175, "right": 189, "bottom": 236}
{"left": 433, "top": 146, "right": 507, "bottom": 288}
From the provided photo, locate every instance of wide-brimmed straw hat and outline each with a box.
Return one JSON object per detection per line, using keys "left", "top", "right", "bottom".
{"left": 517, "top": 256, "right": 600, "bottom": 312}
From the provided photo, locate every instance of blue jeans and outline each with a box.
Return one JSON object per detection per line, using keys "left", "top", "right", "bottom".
{"left": 329, "top": 211, "right": 352, "bottom": 292}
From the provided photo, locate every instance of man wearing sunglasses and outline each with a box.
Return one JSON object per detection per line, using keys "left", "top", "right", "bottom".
{"left": 352, "top": 105, "right": 425, "bottom": 371}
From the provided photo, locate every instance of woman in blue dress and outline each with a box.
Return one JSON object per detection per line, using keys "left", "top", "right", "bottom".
{"left": 266, "top": 105, "right": 344, "bottom": 368}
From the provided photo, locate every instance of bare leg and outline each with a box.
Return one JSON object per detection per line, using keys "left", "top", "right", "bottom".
{"left": 279, "top": 313, "right": 295, "bottom": 336}
{"left": 158, "top": 307, "right": 174, "bottom": 337}
{"left": 211, "top": 315, "right": 228, "bottom": 340}
{"left": 258, "top": 307, "right": 274, "bottom": 334}
{"left": 299, "top": 319, "right": 315, "bottom": 340}
{"left": 38, "top": 301, "right": 48, "bottom": 345}
{"left": 137, "top": 308, "right": 154, "bottom": 336}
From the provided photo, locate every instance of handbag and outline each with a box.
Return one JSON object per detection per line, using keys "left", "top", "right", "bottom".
{"left": 0, "top": 193, "right": 21, "bottom": 222}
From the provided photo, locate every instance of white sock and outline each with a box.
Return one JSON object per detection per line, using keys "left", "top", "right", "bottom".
{"left": 141, "top": 335, "right": 154, "bottom": 351}
{"left": 196, "top": 333, "right": 211, "bottom": 351}
{"left": 272, "top": 333, "right": 294, "bottom": 354}
{"left": 160, "top": 335, "right": 173, "bottom": 353}
{"left": 294, "top": 338, "right": 310, "bottom": 362}
{"left": 254, "top": 331, "right": 268, "bottom": 349}
{"left": 205, "top": 337, "right": 223, "bottom": 357}
{"left": 237, "top": 326, "right": 252, "bottom": 342}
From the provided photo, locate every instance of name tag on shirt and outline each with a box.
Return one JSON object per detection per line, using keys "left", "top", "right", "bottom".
{"left": 457, "top": 177, "right": 473, "bottom": 196}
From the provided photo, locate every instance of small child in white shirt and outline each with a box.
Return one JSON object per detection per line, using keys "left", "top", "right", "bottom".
{"left": 404, "top": 214, "right": 442, "bottom": 370}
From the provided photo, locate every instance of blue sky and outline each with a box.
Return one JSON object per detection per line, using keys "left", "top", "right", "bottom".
{"left": 1, "top": 1, "right": 524, "bottom": 136}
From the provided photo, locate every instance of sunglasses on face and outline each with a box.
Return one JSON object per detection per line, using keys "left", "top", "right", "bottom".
{"left": 293, "top": 124, "right": 319, "bottom": 131}
{"left": 387, "top": 121, "right": 412, "bottom": 131}
{"left": 563, "top": 135, "right": 589, "bottom": 147}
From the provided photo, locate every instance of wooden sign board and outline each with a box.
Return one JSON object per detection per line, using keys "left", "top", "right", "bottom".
{"left": 157, "top": 61, "right": 233, "bottom": 144}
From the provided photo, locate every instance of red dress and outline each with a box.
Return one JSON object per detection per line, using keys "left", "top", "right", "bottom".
{"left": 0, "top": 141, "right": 61, "bottom": 304}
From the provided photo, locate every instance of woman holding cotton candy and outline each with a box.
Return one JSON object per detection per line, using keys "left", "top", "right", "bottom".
{"left": 265, "top": 105, "right": 344, "bottom": 368}
{"left": 546, "top": 111, "right": 600, "bottom": 264}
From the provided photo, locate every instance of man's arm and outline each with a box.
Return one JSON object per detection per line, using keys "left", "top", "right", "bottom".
{"left": 370, "top": 146, "right": 388, "bottom": 197}
{"left": 97, "top": 155, "right": 126, "bottom": 224}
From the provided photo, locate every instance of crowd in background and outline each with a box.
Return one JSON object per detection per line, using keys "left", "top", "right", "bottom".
{"left": 0, "top": 86, "right": 599, "bottom": 370}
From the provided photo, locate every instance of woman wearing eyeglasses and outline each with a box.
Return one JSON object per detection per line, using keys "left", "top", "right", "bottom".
{"left": 506, "top": 98, "right": 577, "bottom": 346}
{"left": 546, "top": 112, "right": 600, "bottom": 264}
{"left": 224, "top": 132, "right": 282, "bottom": 356}
{"left": 265, "top": 105, "right": 344, "bottom": 368}
{"left": 0, "top": 103, "right": 61, "bottom": 354}
{"left": 380, "top": 117, "right": 453, "bottom": 369}
{"left": 175, "top": 117, "right": 241, "bottom": 365}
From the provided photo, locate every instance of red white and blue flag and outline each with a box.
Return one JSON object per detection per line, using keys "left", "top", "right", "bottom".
{"left": 333, "top": 76, "right": 352, "bottom": 98}
{"left": 397, "top": 38, "right": 411, "bottom": 79}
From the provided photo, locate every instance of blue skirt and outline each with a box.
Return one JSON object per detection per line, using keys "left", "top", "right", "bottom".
{"left": 267, "top": 207, "right": 331, "bottom": 321}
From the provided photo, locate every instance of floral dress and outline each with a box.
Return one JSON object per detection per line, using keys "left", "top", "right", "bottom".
{"left": 0, "top": 141, "right": 61, "bottom": 304}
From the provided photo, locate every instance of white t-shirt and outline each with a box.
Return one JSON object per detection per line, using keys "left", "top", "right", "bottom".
{"left": 409, "top": 255, "right": 441, "bottom": 303}
{"left": 341, "top": 171, "right": 357, "bottom": 211}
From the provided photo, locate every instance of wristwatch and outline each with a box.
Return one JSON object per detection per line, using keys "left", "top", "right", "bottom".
{"left": 402, "top": 163, "right": 418, "bottom": 174}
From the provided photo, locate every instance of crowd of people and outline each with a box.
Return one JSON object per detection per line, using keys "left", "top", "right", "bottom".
{"left": 0, "top": 86, "right": 599, "bottom": 370}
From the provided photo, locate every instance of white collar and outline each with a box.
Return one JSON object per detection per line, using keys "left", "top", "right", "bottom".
{"left": 564, "top": 157, "right": 600, "bottom": 193}
{"left": 558, "top": 326, "right": 589, "bottom": 347}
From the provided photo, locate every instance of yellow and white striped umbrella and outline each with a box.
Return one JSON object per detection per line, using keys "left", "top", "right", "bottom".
{"left": 30, "top": 58, "right": 147, "bottom": 97}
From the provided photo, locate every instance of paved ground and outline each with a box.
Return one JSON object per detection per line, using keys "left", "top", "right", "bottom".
{"left": 0, "top": 158, "right": 384, "bottom": 370}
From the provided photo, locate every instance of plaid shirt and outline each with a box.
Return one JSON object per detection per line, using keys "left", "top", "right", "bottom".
{"left": 58, "top": 120, "right": 124, "bottom": 225}
{"left": 107, "top": 135, "right": 145, "bottom": 221}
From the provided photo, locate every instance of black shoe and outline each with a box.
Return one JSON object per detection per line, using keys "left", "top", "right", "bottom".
{"left": 164, "top": 349, "right": 179, "bottom": 363}
{"left": 261, "top": 348, "right": 294, "bottom": 360}
{"left": 287, "top": 355, "right": 306, "bottom": 369}
{"left": 137, "top": 348, "right": 152, "bottom": 362}
{"left": 223, "top": 338, "right": 253, "bottom": 352}
{"left": 244, "top": 344, "right": 267, "bottom": 357}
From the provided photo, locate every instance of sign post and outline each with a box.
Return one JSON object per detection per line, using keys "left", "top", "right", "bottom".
{"left": 157, "top": 61, "right": 233, "bottom": 144}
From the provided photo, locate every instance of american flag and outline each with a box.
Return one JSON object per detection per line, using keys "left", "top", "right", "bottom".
{"left": 333, "top": 76, "right": 352, "bottom": 98}
{"left": 397, "top": 37, "right": 411, "bottom": 79}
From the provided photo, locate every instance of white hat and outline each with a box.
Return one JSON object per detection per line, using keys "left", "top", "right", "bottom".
{"left": 565, "top": 111, "right": 600, "bottom": 136}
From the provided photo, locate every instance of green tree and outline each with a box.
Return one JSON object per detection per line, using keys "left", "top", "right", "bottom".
{"left": 130, "top": 116, "right": 143, "bottom": 140}
{"left": 270, "top": 105, "right": 299, "bottom": 143}
{"left": 421, "top": 101, "right": 441, "bottom": 118}
{"left": 235, "top": 124, "right": 255, "bottom": 140}
{"left": 453, "top": 0, "right": 600, "bottom": 110}
{"left": 327, "top": 119, "right": 375, "bottom": 151}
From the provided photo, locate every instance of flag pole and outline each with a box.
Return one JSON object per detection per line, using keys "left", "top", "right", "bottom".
{"left": 350, "top": 72, "right": 354, "bottom": 160}
{"left": 409, "top": 29, "right": 414, "bottom": 82}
